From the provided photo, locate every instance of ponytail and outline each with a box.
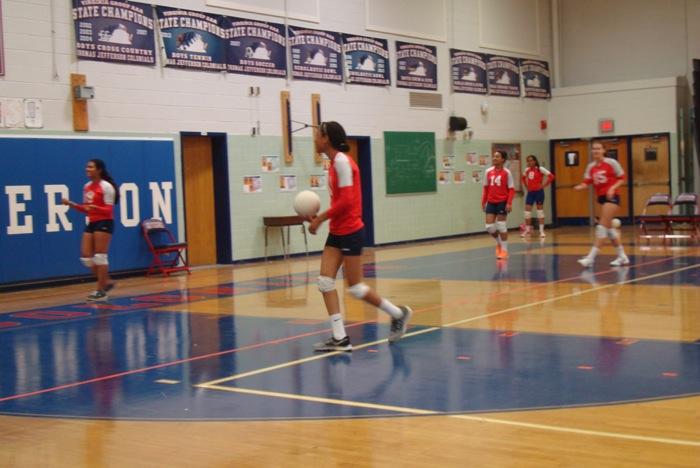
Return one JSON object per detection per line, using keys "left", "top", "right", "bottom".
{"left": 320, "top": 121, "right": 349, "bottom": 153}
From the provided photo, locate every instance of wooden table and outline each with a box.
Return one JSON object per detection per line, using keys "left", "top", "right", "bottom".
{"left": 263, "top": 215, "right": 308, "bottom": 260}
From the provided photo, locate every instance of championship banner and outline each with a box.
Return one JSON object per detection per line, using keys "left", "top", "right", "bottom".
{"left": 156, "top": 6, "right": 227, "bottom": 72}
{"left": 396, "top": 41, "right": 437, "bottom": 90}
{"left": 342, "top": 34, "right": 390, "bottom": 86}
{"left": 225, "top": 17, "right": 286, "bottom": 78}
{"left": 450, "top": 49, "right": 487, "bottom": 95}
{"left": 288, "top": 26, "right": 343, "bottom": 82}
{"left": 520, "top": 59, "right": 551, "bottom": 99}
{"left": 487, "top": 55, "right": 521, "bottom": 97}
{"left": 71, "top": 0, "right": 156, "bottom": 66}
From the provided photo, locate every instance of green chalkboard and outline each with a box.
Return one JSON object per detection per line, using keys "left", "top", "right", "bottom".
{"left": 384, "top": 131, "right": 437, "bottom": 194}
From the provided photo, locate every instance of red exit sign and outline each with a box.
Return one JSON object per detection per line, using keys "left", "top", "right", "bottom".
{"left": 599, "top": 119, "right": 615, "bottom": 133}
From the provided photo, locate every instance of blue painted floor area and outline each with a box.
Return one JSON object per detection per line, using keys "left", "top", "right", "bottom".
{"left": 0, "top": 245, "right": 698, "bottom": 421}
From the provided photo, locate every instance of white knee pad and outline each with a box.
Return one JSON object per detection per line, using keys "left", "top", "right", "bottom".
{"left": 485, "top": 223, "right": 497, "bottom": 234}
{"left": 93, "top": 253, "right": 108, "bottom": 266}
{"left": 317, "top": 275, "right": 336, "bottom": 293}
{"left": 536, "top": 210, "right": 545, "bottom": 219}
{"left": 80, "top": 257, "right": 94, "bottom": 268}
{"left": 524, "top": 211, "right": 532, "bottom": 220}
{"left": 496, "top": 221, "right": 508, "bottom": 233}
{"left": 595, "top": 224, "right": 607, "bottom": 239}
{"left": 607, "top": 228, "right": 619, "bottom": 240}
{"left": 348, "top": 282, "right": 370, "bottom": 299}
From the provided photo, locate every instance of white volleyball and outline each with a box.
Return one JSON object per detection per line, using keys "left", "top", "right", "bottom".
{"left": 611, "top": 218, "right": 621, "bottom": 228}
{"left": 293, "top": 190, "right": 321, "bottom": 216}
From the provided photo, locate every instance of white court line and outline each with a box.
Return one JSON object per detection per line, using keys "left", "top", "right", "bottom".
{"left": 199, "top": 262, "right": 700, "bottom": 387}
{"left": 197, "top": 384, "right": 700, "bottom": 447}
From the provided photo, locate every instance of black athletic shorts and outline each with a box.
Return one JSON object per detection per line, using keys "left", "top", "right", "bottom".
{"left": 485, "top": 201, "right": 508, "bottom": 215}
{"left": 597, "top": 194, "right": 620, "bottom": 206}
{"left": 85, "top": 219, "right": 114, "bottom": 234}
{"left": 325, "top": 228, "right": 364, "bottom": 256}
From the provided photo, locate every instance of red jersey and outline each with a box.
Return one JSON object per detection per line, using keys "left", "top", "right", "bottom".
{"left": 482, "top": 166, "right": 515, "bottom": 205}
{"left": 523, "top": 166, "right": 554, "bottom": 192}
{"left": 77, "top": 180, "right": 115, "bottom": 223}
{"left": 583, "top": 158, "right": 624, "bottom": 196}
{"left": 327, "top": 153, "right": 364, "bottom": 235}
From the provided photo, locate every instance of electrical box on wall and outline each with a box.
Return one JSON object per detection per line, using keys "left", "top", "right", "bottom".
{"left": 74, "top": 86, "right": 95, "bottom": 100}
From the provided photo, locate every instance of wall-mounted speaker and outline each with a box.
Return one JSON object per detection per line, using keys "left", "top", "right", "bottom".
{"left": 448, "top": 116, "right": 468, "bottom": 132}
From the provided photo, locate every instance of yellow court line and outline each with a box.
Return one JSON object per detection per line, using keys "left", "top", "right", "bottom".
{"left": 199, "top": 262, "right": 700, "bottom": 388}
{"left": 197, "top": 384, "right": 700, "bottom": 448}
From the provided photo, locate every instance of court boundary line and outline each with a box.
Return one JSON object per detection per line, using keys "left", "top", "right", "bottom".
{"left": 198, "top": 262, "right": 700, "bottom": 386}
{"left": 197, "top": 384, "right": 700, "bottom": 448}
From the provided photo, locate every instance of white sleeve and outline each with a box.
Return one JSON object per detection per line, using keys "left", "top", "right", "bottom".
{"left": 333, "top": 153, "right": 353, "bottom": 188}
{"left": 100, "top": 180, "right": 116, "bottom": 205}
{"left": 605, "top": 158, "right": 625, "bottom": 177}
{"left": 483, "top": 167, "right": 491, "bottom": 187}
{"left": 583, "top": 162, "right": 595, "bottom": 180}
{"left": 506, "top": 169, "right": 515, "bottom": 188}
{"left": 539, "top": 166, "right": 551, "bottom": 176}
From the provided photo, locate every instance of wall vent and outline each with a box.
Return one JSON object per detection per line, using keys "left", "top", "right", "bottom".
{"left": 409, "top": 92, "right": 442, "bottom": 109}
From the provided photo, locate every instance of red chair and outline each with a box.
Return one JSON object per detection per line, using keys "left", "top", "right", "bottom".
{"left": 141, "top": 218, "right": 191, "bottom": 276}
{"left": 637, "top": 193, "right": 672, "bottom": 243}
{"left": 668, "top": 193, "right": 700, "bottom": 243}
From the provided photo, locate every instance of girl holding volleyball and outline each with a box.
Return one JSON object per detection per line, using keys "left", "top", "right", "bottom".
{"left": 62, "top": 159, "right": 119, "bottom": 301}
{"left": 521, "top": 154, "right": 554, "bottom": 238}
{"left": 573, "top": 141, "right": 630, "bottom": 267}
{"left": 307, "top": 121, "right": 412, "bottom": 352}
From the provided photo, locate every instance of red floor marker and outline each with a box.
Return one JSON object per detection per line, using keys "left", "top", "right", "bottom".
{"left": 367, "top": 349, "right": 378, "bottom": 353}
{"left": 615, "top": 338, "right": 639, "bottom": 346}
{"left": 457, "top": 355, "right": 471, "bottom": 361}
{"left": 577, "top": 365, "right": 594, "bottom": 370}
{"left": 662, "top": 372, "right": 678, "bottom": 377}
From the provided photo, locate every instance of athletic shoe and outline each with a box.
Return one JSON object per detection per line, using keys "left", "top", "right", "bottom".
{"left": 577, "top": 257, "right": 594, "bottom": 268}
{"left": 87, "top": 290, "right": 108, "bottom": 302}
{"left": 388, "top": 306, "right": 413, "bottom": 342}
{"left": 496, "top": 247, "right": 509, "bottom": 260}
{"left": 313, "top": 336, "right": 352, "bottom": 352}
{"left": 610, "top": 255, "right": 630, "bottom": 266}
{"left": 539, "top": 231, "right": 546, "bottom": 238}
{"left": 104, "top": 282, "right": 116, "bottom": 293}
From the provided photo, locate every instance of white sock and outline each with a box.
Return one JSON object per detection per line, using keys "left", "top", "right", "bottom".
{"left": 539, "top": 223, "right": 545, "bottom": 233}
{"left": 616, "top": 245, "right": 626, "bottom": 257}
{"left": 495, "top": 236, "right": 502, "bottom": 246}
{"left": 330, "top": 313, "right": 346, "bottom": 340}
{"left": 501, "top": 240, "right": 508, "bottom": 252}
{"left": 379, "top": 299, "right": 403, "bottom": 319}
{"left": 587, "top": 246, "right": 599, "bottom": 260}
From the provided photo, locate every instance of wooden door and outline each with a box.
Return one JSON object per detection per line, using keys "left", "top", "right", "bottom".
{"left": 553, "top": 140, "right": 590, "bottom": 219}
{"left": 346, "top": 138, "right": 359, "bottom": 163}
{"left": 595, "top": 138, "right": 630, "bottom": 217}
{"left": 630, "top": 135, "right": 670, "bottom": 216}
{"left": 182, "top": 136, "right": 217, "bottom": 266}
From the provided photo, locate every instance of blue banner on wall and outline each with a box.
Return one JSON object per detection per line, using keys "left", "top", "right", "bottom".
{"left": 224, "top": 17, "right": 287, "bottom": 78}
{"left": 520, "top": 59, "right": 551, "bottom": 99}
{"left": 396, "top": 41, "right": 438, "bottom": 90}
{"left": 342, "top": 34, "right": 390, "bottom": 86}
{"left": 487, "top": 55, "right": 521, "bottom": 97}
{"left": 156, "top": 6, "right": 227, "bottom": 72}
{"left": 288, "top": 26, "right": 343, "bottom": 82}
{"left": 72, "top": 0, "right": 156, "bottom": 66}
{"left": 450, "top": 49, "right": 488, "bottom": 95}
{"left": 0, "top": 137, "right": 177, "bottom": 285}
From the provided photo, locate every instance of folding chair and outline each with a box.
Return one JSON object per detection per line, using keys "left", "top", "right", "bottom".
{"left": 668, "top": 193, "right": 700, "bottom": 243}
{"left": 637, "top": 193, "right": 671, "bottom": 244}
{"left": 141, "top": 218, "right": 191, "bottom": 276}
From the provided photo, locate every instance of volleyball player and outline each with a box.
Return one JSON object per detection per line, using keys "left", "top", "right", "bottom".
{"left": 573, "top": 141, "right": 630, "bottom": 267}
{"left": 483, "top": 150, "right": 515, "bottom": 259}
{"left": 307, "top": 121, "right": 412, "bottom": 352}
{"left": 62, "top": 159, "right": 119, "bottom": 301}
{"left": 521, "top": 155, "right": 554, "bottom": 238}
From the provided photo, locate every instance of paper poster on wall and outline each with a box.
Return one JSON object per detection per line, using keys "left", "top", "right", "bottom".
{"left": 23, "top": 99, "right": 42, "bottom": 128}
{"left": 466, "top": 152, "right": 477, "bottom": 165}
{"left": 487, "top": 55, "right": 521, "bottom": 97}
{"left": 450, "top": 49, "right": 488, "bottom": 95}
{"left": 438, "top": 170, "right": 451, "bottom": 184}
{"left": 156, "top": 6, "right": 227, "bottom": 71}
{"left": 342, "top": 34, "right": 390, "bottom": 86}
{"left": 478, "top": 154, "right": 491, "bottom": 167}
{"left": 288, "top": 26, "right": 343, "bottom": 82}
{"left": 2, "top": 98, "right": 23, "bottom": 128}
{"left": 396, "top": 41, "right": 437, "bottom": 90}
{"left": 454, "top": 171, "right": 466, "bottom": 184}
{"left": 243, "top": 175, "right": 262, "bottom": 193}
{"left": 472, "top": 170, "right": 482, "bottom": 183}
{"left": 520, "top": 59, "right": 551, "bottom": 99}
{"left": 279, "top": 175, "right": 298, "bottom": 191}
{"left": 442, "top": 155, "right": 454, "bottom": 169}
{"left": 72, "top": 0, "right": 156, "bottom": 66}
{"left": 309, "top": 174, "right": 327, "bottom": 190}
{"left": 322, "top": 157, "right": 331, "bottom": 171}
{"left": 225, "top": 17, "right": 287, "bottom": 78}
{"left": 261, "top": 155, "right": 279, "bottom": 172}
{"left": 0, "top": 0, "right": 5, "bottom": 76}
